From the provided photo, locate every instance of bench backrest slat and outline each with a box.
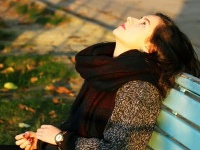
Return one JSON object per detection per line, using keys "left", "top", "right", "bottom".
{"left": 148, "top": 73, "right": 200, "bottom": 150}
{"left": 148, "top": 131, "right": 187, "bottom": 150}
{"left": 156, "top": 110, "right": 200, "bottom": 150}
{"left": 176, "top": 73, "right": 200, "bottom": 96}
{"left": 163, "top": 88, "right": 200, "bottom": 126}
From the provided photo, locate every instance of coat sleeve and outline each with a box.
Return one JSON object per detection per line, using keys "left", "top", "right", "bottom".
{"left": 75, "top": 80, "right": 162, "bottom": 150}
{"left": 37, "top": 80, "right": 162, "bottom": 150}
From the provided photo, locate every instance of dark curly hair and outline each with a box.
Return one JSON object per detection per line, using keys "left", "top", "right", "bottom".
{"left": 148, "top": 13, "right": 200, "bottom": 97}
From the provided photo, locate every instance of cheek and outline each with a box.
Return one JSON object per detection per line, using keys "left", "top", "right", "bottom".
{"left": 113, "top": 28, "right": 135, "bottom": 40}
{"left": 122, "top": 31, "right": 144, "bottom": 45}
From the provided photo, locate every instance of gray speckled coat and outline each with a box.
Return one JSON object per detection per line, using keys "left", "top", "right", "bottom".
{"left": 75, "top": 80, "right": 162, "bottom": 150}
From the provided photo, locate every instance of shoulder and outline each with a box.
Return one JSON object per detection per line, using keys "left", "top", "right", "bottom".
{"left": 105, "top": 81, "right": 162, "bottom": 149}
{"left": 117, "top": 80, "right": 161, "bottom": 102}
{"left": 111, "top": 80, "right": 162, "bottom": 124}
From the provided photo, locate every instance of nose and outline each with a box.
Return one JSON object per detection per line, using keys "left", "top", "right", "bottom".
{"left": 127, "top": 17, "right": 132, "bottom": 23}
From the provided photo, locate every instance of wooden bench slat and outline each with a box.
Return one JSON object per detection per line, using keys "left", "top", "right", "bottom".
{"left": 148, "top": 131, "right": 186, "bottom": 150}
{"left": 157, "top": 110, "right": 200, "bottom": 150}
{"left": 176, "top": 73, "right": 200, "bottom": 96}
{"left": 149, "top": 73, "right": 200, "bottom": 149}
{"left": 163, "top": 88, "right": 200, "bottom": 126}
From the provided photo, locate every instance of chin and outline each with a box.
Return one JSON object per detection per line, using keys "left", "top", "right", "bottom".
{"left": 112, "top": 28, "right": 117, "bottom": 34}
{"left": 112, "top": 29, "right": 120, "bottom": 39}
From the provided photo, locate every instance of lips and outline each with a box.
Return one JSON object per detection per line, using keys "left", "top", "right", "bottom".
{"left": 121, "top": 24, "right": 126, "bottom": 30}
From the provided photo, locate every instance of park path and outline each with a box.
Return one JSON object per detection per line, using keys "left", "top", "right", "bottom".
{"left": 0, "top": 0, "right": 200, "bottom": 57}
{"left": 40, "top": 0, "right": 200, "bottom": 57}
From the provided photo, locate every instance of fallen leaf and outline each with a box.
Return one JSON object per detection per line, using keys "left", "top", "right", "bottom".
{"left": 68, "top": 93, "right": 75, "bottom": 97}
{"left": 26, "top": 64, "right": 35, "bottom": 71}
{"left": 55, "top": 86, "right": 69, "bottom": 94}
{"left": 19, "top": 104, "right": 26, "bottom": 110}
{"left": 27, "top": 107, "right": 36, "bottom": 113}
{"left": 51, "top": 114, "right": 57, "bottom": 118}
{"left": 30, "top": 77, "right": 38, "bottom": 83}
{"left": 49, "top": 110, "right": 57, "bottom": 118}
{"left": 52, "top": 78, "right": 61, "bottom": 83}
{"left": 18, "top": 122, "right": 31, "bottom": 128}
{"left": 55, "top": 86, "right": 74, "bottom": 96}
{"left": 18, "top": 104, "right": 36, "bottom": 113}
{"left": 1, "top": 67, "right": 14, "bottom": 74}
{"left": 52, "top": 98, "right": 60, "bottom": 104}
{"left": 4, "top": 82, "right": 18, "bottom": 90}
{"left": 0, "top": 63, "right": 4, "bottom": 69}
{"left": 45, "top": 85, "right": 55, "bottom": 91}
{"left": 49, "top": 110, "right": 56, "bottom": 115}
{"left": 70, "top": 56, "right": 76, "bottom": 63}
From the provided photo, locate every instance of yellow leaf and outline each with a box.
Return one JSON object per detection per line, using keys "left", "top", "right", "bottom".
{"left": 4, "top": 82, "right": 18, "bottom": 90}
{"left": 1, "top": 67, "right": 14, "bottom": 74}
{"left": 19, "top": 123, "right": 31, "bottom": 128}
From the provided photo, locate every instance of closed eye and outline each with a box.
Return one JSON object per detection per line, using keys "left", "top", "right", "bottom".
{"left": 141, "top": 22, "right": 146, "bottom": 25}
{"left": 140, "top": 21, "right": 147, "bottom": 27}
{"left": 142, "top": 17, "right": 150, "bottom": 26}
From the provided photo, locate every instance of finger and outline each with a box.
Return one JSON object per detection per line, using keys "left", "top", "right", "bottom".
{"left": 15, "top": 131, "right": 31, "bottom": 140}
{"left": 15, "top": 133, "right": 25, "bottom": 140}
{"left": 20, "top": 138, "right": 34, "bottom": 149}
{"left": 15, "top": 138, "right": 26, "bottom": 146}
{"left": 20, "top": 139, "right": 31, "bottom": 149}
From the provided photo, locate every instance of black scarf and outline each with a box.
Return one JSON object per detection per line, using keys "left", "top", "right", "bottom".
{"left": 58, "top": 42, "right": 159, "bottom": 149}
{"left": 75, "top": 42, "right": 159, "bottom": 91}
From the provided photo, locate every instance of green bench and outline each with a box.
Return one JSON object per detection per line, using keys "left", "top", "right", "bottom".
{"left": 148, "top": 73, "right": 200, "bottom": 150}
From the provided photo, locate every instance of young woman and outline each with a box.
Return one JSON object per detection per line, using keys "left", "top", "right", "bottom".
{"left": 15, "top": 13, "right": 200, "bottom": 150}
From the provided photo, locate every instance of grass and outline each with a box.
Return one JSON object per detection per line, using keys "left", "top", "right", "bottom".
{"left": 0, "top": 54, "right": 78, "bottom": 144}
{"left": 13, "top": 2, "right": 69, "bottom": 26}
{"left": 0, "top": 90, "right": 74, "bottom": 144}
{"left": 0, "top": 54, "right": 77, "bottom": 88}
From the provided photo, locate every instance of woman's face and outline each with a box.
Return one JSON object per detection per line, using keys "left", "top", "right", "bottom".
{"left": 113, "top": 15, "right": 162, "bottom": 52}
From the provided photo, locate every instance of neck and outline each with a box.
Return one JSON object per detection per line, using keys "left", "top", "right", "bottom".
{"left": 113, "top": 42, "right": 131, "bottom": 57}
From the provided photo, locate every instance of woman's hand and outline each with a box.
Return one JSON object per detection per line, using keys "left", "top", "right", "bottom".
{"left": 15, "top": 131, "right": 37, "bottom": 150}
{"left": 36, "top": 125, "right": 61, "bottom": 145}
